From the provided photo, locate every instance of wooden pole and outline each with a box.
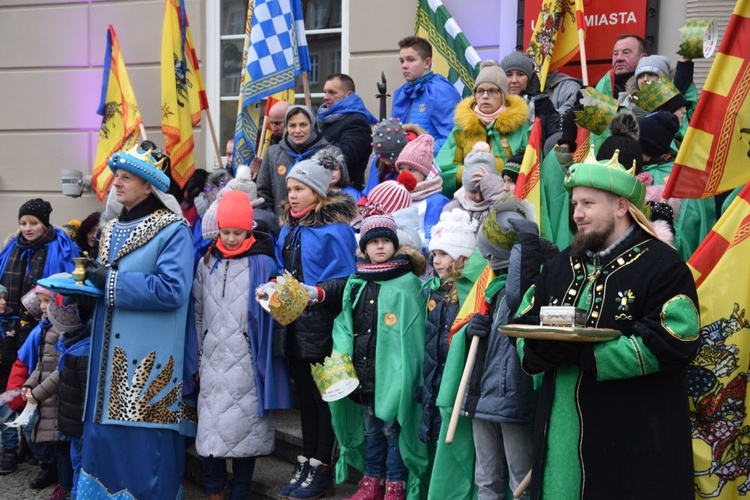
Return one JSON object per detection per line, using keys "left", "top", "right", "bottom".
{"left": 302, "top": 72, "right": 313, "bottom": 109}
{"left": 445, "top": 335, "right": 480, "bottom": 444}
{"left": 514, "top": 470, "right": 533, "bottom": 499}
{"left": 578, "top": 27, "right": 589, "bottom": 87}
{"left": 139, "top": 123, "right": 148, "bottom": 141}
{"left": 204, "top": 107, "right": 224, "bottom": 169}
{"left": 256, "top": 114, "right": 270, "bottom": 160}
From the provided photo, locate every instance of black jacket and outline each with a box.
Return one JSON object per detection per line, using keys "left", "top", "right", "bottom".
{"left": 279, "top": 194, "right": 358, "bottom": 360}
{"left": 57, "top": 324, "right": 90, "bottom": 438}
{"left": 420, "top": 287, "right": 459, "bottom": 442}
{"left": 349, "top": 280, "right": 380, "bottom": 394}
{"left": 321, "top": 113, "right": 373, "bottom": 189}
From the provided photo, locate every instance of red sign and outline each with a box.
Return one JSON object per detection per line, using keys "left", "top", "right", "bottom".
{"left": 522, "top": 0, "right": 650, "bottom": 85}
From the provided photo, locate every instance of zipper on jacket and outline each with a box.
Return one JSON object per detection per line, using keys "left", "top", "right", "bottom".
{"left": 221, "top": 260, "right": 229, "bottom": 298}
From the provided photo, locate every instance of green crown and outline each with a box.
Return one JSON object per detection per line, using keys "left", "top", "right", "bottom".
{"left": 573, "top": 87, "right": 619, "bottom": 135}
{"left": 678, "top": 20, "right": 717, "bottom": 59}
{"left": 564, "top": 146, "right": 646, "bottom": 207}
{"left": 636, "top": 75, "right": 681, "bottom": 112}
{"left": 311, "top": 351, "right": 360, "bottom": 402}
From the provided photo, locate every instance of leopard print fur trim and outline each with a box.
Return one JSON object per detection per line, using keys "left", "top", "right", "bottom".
{"left": 99, "top": 209, "right": 184, "bottom": 265}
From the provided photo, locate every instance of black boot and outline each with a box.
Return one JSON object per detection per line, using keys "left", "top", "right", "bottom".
{"left": 0, "top": 448, "right": 18, "bottom": 475}
{"left": 30, "top": 460, "right": 58, "bottom": 489}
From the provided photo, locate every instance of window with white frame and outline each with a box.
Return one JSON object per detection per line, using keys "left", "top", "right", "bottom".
{"left": 213, "top": 0, "right": 345, "bottom": 162}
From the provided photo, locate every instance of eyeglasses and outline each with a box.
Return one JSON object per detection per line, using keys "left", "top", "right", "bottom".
{"left": 474, "top": 87, "right": 501, "bottom": 97}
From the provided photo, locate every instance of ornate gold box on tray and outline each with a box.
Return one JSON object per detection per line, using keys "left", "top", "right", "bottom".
{"left": 499, "top": 306, "right": 621, "bottom": 342}
{"left": 539, "top": 306, "right": 587, "bottom": 327}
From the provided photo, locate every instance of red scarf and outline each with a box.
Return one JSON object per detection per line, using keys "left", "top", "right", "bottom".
{"left": 216, "top": 235, "right": 255, "bottom": 258}
{"left": 290, "top": 205, "right": 316, "bottom": 219}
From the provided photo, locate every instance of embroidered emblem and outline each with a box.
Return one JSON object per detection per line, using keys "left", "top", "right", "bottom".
{"left": 616, "top": 290, "right": 635, "bottom": 311}
{"left": 277, "top": 165, "right": 287, "bottom": 176}
{"left": 384, "top": 313, "right": 398, "bottom": 326}
{"left": 428, "top": 299, "right": 437, "bottom": 312}
{"left": 418, "top": 103, "right": 427, "bottom": 113}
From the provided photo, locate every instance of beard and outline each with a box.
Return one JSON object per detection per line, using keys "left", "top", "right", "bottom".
{"left": 571, "top": 217, "right": 616, "bottom": 255}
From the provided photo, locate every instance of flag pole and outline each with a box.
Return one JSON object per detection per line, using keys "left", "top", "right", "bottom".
{"left": 302, "top": 72, "right": 313, "bottom": 109}
{"left": 576, "top": 0, "right": 589, "bottom": 86}
{"left": 204, "top": 107, "right": 223, "bottom": 169}
{"left": 445, "top": 335, "right": 479, "bottom": 444}
{"left": 139, "top": 123, "right": 148, "bottom": 141}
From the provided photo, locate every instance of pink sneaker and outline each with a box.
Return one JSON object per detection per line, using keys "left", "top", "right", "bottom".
{"left": 383, "top": 480, "right": 405, "bottom": 500}
{"left": 345, "top": 476, "right": 384, "bottom": 500}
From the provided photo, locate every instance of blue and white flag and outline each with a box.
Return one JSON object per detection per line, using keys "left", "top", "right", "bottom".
{"left": 234, "top": 0, "right": 310, "bottom": 166}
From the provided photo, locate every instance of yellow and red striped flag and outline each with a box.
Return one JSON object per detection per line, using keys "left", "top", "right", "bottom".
{"left": 688, "top": 181, "right": 750, "bottom": 498}
{"left": 258, "top": 88, "right": 296, "bottom": 158}
{"left": 526, "top": 0, "right": 586, "bottom": 91}
{"left": 514, "top": 118, "right": 544, "bottom": 226}
{"left": 161, "top": 0, "right": 208, "bottom": 189}
{"left": 449, "top": 266, "right": 494, "bottom": 341}
{"left": 91, "top": 25, "right": 143, "bottom": 200}
{"left": 664, "top": 0, "right": 750, "bottom": 199}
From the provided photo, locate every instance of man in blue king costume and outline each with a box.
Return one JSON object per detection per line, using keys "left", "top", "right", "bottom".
{"left": 78, "top": 144, "right": 196, "bottom": 499}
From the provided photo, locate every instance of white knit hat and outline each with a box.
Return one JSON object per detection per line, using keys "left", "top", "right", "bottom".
{"left": 428, "top": 209, "right": 478, "bottom": 260}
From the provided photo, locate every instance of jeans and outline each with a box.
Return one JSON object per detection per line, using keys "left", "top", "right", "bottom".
{"left": 0, "top": 404, "right": 19, "bottom": 451}
{"left": 203, "top": 456, "right": 256, "bottom": 499}
{"left": 472, "top": 419, "right": 533, "bottom": 500}
{"left": 56, "top": 440, "right": 73, "bottom": 492}
{"left": 363, "top": 402, "right": 407, "bottom": 482}
{"left": 70, "top": 437, "right": 82, "bottom": 500}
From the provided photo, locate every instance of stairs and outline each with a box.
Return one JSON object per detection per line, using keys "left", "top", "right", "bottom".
{"left": 186, "top": 409, "right": 360, "bottom": 499}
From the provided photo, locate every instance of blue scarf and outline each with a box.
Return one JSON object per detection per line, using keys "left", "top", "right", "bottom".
{"left": 318, "top": 93, "right": 378, "bottom": 125}
{"left": 400, "top": 72, "right": 435, "bottom": 99}
{"left": 56, "top": 332, "right": 91, "bottom": 374}
{"left": 0, "top": 228, "right": 79, "bottom": 279}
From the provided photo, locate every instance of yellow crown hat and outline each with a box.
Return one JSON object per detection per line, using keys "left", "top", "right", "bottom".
{"left": 635, "top": 75, "right": 683, "bottom": 113}
{"left": 258, "top": 272, "right": 308, "bottom": 326}
{"left": 563, "top": 145, "right": 646, "bottom": 207}
{"left": 311, "top": 351, "right": 360, "bottom": 402}
{"left": 573, "top": 87, "right": 619, "bottom": 136}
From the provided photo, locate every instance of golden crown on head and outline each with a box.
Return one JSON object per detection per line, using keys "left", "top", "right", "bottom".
{"left": 581, "top": 144, "right": 636, "bottom": 175}
{"left": 635, "top": 75, "right": 681, "bottom": 112}
{"left": 122, "top": 144, "right": 169, "bottom": 172}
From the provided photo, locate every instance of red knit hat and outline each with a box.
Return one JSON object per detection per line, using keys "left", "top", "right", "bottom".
{"left": 217, "top": 190, "right": 253, "bottom": 231}
{"left": 366, "top": 179, "right": 412, "bottom": 214}
{"left": 395, "top": 133, "right": 435, "bottom": 177}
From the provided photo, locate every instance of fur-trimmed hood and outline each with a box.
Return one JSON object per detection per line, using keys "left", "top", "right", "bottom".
{"left": 356, "top": 243, "right": 427, "bottom": 277}
{"left": 279, "top": 192, "right": 358, "bottom": 227}
{"left": 453, "top": 94, "right": 529, "bottom": 136}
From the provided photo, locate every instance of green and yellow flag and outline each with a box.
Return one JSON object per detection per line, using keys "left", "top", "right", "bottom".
{"left": 415, "top": 0, "right": 481, "bottom": 98}
{"left": 92, "top": 25, "right": 142, "bottom": 201}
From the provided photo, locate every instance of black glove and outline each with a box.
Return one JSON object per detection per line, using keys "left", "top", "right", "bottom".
{"left": 507, "top": 217, "right": 539, "bottom": 237}
{"left": 85, "top": 260, "right": 108, "bottom": 289}
{"left": 70, "top": 293, "right": 98, "bottom": 311}
{"left": 524, "top": 339, "right": 585, "bottom": 371}
{"left": 559, "top": 107, "right": 578, "bottom": 150}
{"left": 466, "top": 313, "right": 492, "bottom": 339}
{"left": 532, "top": 93, "right": 555, "bottom": 117}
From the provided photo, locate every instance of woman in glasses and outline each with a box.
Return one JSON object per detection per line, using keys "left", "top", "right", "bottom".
{"left": 436, "top": 60, "right": 532, "bottom": 198}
